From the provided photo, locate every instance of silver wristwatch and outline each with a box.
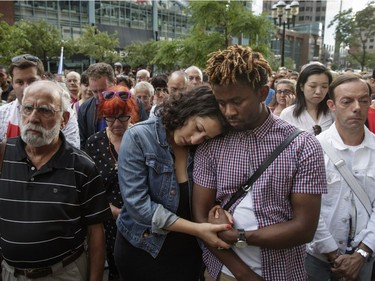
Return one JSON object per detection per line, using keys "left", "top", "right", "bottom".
{"left": 234, "top": 229, "right": 248, "bottom": 248}
{"left": 355, "top": 248, "right": 371, "bottom": 261}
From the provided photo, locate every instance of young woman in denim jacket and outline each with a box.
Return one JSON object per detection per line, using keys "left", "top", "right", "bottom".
{"left": 114, "top": 86, "right": 231, "bottom": 281}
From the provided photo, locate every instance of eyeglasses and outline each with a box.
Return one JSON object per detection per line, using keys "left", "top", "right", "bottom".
{"left": 101, "top": 91, "right": 131, "bottom": 101}
{"left": 155, "top": 87, "right": 168, "bottom": 93}
{"left": 22, "top": 105, "right": 60, "bottom": 118}
{"left": 104, "top": 116, "right": 131, "bottom": 122}
{"left": 276, "top": 89, "right": 293, "bottom": 95}
{"left": 11, "top": 55, "right": 41, "bottom": 63}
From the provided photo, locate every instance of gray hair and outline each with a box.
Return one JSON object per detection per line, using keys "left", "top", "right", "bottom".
{"left": 134, "top": 81, "right": 154, "bottom": 96}
{"left": 23, "top": 80, "right": 71, "bottom": 113}
{"left": 185, "top": 65, "right": 203, "bottom": 80}
{"left": 136, "top": 69, "right": 150, "bottom": 78}
{"left": 66, "top": 71, "right": 81, "bottom": 81}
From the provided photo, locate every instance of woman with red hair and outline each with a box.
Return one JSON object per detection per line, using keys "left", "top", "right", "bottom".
{"left": 85, "top": 85, "right": 138, "bottom": 281}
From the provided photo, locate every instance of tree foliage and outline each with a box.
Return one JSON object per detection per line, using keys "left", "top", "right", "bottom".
{"left": 329, "top": 2, "right": 375, "bottom": 70}
{"left": 124, "top": 40, "right": 159, "bottom": 70}
{"left": 76, "top": 25, "right": 122, "bottom": 63}
{"left": 1, "top": 2, "right": 274, "bottom": 72}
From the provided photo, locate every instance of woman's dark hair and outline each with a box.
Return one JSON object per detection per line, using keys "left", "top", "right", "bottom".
{"left": 158, "top": 85, "right": 228, "bottom": 133}
{"left": 150, "top": 74, "right": 168, "bottom": 88}
{"left": 80, "top": 71, "right": 89, "bottom": 86}
{"left": 293, "top": 63, "right": 333, "bottom": 118}
{"left": 116, "top": 75, "right": 134, "bottom": 89}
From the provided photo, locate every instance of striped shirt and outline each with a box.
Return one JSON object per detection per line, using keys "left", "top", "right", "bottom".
{"left": 194, "top": 114, "right": 327, "bottom": 281}
{"left": 0, "top": 133, "right": 112, "bottom": 268}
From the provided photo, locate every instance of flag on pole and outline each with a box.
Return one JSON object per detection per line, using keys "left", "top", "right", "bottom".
{"left": 57, "top": 47, "right": 64, "bottom": 75}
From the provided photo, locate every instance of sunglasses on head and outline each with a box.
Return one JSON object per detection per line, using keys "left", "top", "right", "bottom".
{"left": 11, "top": 55, "right": 41, "bottom": 63}
{"left": 101, "top": 91, "right": 131, "bottom": 101}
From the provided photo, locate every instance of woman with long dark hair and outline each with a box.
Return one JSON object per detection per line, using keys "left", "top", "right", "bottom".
{"left": 280, "top": 63, "right": 333, "bottom": 135}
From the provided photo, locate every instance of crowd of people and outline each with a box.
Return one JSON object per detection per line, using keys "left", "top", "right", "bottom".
{"left": 0, "top": 46, "right": 375, "bottom": 281}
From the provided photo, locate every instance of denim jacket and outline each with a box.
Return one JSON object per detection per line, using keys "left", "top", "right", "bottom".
{"left": 116, "top": 117, "right": 194, "bottom": 258}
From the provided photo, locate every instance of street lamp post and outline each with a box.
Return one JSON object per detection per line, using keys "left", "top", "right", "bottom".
{"left": 271, "top": 0, "right": 299, "bottom": 67}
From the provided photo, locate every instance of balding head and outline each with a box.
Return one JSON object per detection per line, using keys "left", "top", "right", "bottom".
{"left": 136, "top": 69, "right": 150, "bottom": 83}
{"left": 168, "top": 71, "right": 188, "bottom": 96}
{"left": 185, "top": 66, "right": 203, "bottom": 89}
{"left": 21, "top": 80, "right": 71, "bottom": 147}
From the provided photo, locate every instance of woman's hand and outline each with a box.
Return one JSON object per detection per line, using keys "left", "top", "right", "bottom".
{"left": 286, "top": 94, "right": 296, "bottom": 106}
{"left": 109, "top": 203, "right": 121, "bottom": 219}
{"left": 194, "top": 222, "right": 233, "bottom": 249}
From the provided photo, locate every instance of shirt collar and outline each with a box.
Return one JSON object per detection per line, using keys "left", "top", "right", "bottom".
{"left": 230, "top": 110, "right": 274, "bottom": 141}
{"left": 326, "top": 122, "right": 374, "bottom": 150}
{"left": 15, "top": 131, "right": 70, "bottom": 169}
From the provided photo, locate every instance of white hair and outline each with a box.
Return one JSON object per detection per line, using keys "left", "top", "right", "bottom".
{"left": 136, "top": 69, "right": 150, "bottom": 78}
{"left": 134, "top": 81, "right": 154, "bottom": 96}
{"left": 23, "top": 80, "right": 71, "bottom": 112}
{"left": 185, "top": 66, "right": 203, "bottom": 80}
{"left": 66, "top": 71, "right": 81, "bottom": 80}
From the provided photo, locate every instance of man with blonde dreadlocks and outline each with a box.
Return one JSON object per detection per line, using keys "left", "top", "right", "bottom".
{"left": 192, "top": 45, "right": 327, "bottom": 281}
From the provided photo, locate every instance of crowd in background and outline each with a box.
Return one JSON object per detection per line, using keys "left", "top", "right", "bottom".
{"left": 0, "top": 49, "right": 375, "bottom": 281}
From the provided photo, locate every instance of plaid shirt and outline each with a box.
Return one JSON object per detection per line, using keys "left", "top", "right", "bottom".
{"left": 194, "top": 114, "right": 327, "bottom": 281}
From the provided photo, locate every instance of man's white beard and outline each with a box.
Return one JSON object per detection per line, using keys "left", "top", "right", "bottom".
{"left": 20, "top": 121, "right": 61, "bottom": 147}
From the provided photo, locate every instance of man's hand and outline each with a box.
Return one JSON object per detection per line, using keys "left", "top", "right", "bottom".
{"left": 331, "top": 253, "right": 365, "bottom": 281}
{"left": 324, "top": 249, "right": 339, "bottom": 264}
{"left": 208, "top": 206, "right": 237, "bottom": 244}
{"left": 208, "top": 205, "right": 233, "bottom": 225}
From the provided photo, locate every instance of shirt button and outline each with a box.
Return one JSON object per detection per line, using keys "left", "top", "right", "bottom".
{"left": 30, "top": 177, "right": 34, "bottom": 181}
{"left": 342, "top": 219, "right": 347, "bottom": 223}
{"left": 170, "top": 190, "right": 176, "bottom": 196}
{"left": 31, "top": 167, "right": 35, "bottom": 171}
{"left": 339, "top": 240, "right": 344, "bottom": 244}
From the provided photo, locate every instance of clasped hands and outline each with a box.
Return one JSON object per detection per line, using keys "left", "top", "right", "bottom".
{"left": 327, "top": 250, "right": 365, "bottom": 281}
{"left": 206, "top": 205, "right": 238, "bottom": 247}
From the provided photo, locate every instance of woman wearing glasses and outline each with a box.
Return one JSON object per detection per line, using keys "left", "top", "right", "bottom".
{"left": 85, "top": 85, "right": 139, "bottom": 281}
{"left": 280, "top": 63, "right": 334, "bottom": 135}
{"left": 268, "top": 79, "right": 296, "bottom": 116}
{"left": 114, "top": 86, "right": 232, "bottom": 281}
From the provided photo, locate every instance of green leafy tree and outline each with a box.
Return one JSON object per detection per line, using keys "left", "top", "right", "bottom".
{"left": 76, "top": 25, "right": 122, "bottom": 63}
{"left": 0, "top": 17, "right": 34, "bottom": 64}
{"left": 15, "top": 20, "right": 62, "bottom": 64}
{"left": 329, "top": 3, "right": 375, "bottom": 71}
{"left": 187, "top": 1, "right": 273, "bottom": 54}
{"left": 124, "top": 40, "right": 159, "bottom": 70}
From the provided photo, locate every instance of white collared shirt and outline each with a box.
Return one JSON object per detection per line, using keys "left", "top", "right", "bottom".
{"left": 307, "top": 123, "right": 375, "bottom": 261}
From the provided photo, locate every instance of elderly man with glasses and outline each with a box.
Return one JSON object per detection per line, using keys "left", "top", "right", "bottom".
{"left": 0, "top": 54, "right": 80, "bottom": 149}
{"left": 0, "top": 80, "right": 112, "bottom": 281}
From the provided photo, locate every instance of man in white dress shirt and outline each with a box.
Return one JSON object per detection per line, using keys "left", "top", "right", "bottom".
{"left": 306, "top": 74, "right": 375, "bottom": 281}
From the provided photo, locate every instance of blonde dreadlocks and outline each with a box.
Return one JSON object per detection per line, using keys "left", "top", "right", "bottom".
{"left": 206, "top": 45, "right": 272, "bottom": 89}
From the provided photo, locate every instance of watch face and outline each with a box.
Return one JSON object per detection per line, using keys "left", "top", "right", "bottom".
{"left": 235, "top": 240, "right": 247, "bottom": 248}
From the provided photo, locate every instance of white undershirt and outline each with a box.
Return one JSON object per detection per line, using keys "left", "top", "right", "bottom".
{"left": 221, "top": 191, "right": 262, "bottom": 277}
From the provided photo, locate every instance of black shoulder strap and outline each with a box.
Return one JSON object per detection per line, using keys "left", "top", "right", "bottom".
{"left": 223, "top": 129, "right": 302, "bottom": 210}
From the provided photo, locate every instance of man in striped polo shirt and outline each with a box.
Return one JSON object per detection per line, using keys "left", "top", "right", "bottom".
{"left": 0, "top": 80, "right": 112, "bottom": 280}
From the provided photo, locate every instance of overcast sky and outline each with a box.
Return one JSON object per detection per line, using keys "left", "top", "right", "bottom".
{"left": 324, "top": 0, "right": 370, "bottom": 46}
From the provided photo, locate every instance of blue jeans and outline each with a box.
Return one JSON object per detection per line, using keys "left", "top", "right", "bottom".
{"left": 305, "top": 253, "right": 374, "bottom": 281}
